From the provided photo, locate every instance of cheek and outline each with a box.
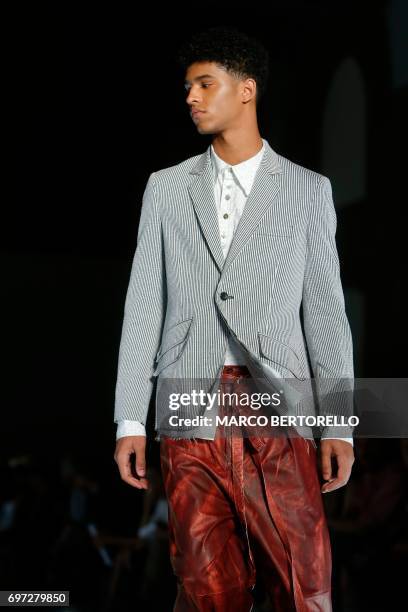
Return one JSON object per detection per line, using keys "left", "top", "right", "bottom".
{"left": 220, "top": 92, "right": 240, "bottom": 116}
{"left": 213, "top": 95, "right": 236, "bottom": 118}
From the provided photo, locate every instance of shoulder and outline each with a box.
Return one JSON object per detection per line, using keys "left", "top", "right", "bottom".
{"left": 141, "top": 151, "right": 204, "bottom": 215}
{"left": 277, "top": 152, "right": 329, "bottom": 191}
{"left": 274, "top": 152, "right": 335, "bottom": 214}
{"left": 151, "top": 151, "right": 203, "bottom": 185}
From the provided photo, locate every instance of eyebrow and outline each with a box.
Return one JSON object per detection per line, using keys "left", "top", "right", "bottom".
{"left": 184, "top": 74, "right": 216, "bottom": 86}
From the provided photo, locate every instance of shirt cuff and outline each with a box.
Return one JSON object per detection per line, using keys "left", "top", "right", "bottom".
{"left": 322, "top": 437, "right": 354, "bottom": 447}
{"left": 116, "top": 420, "right": 146, "bottom": 440}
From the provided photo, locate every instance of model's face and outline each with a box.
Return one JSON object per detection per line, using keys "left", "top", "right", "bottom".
{"left": 184, "top": 61, "right": 247, "bottom": 134}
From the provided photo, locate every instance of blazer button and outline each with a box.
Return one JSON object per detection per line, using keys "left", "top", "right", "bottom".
{"left": 220, "top": 292, "right": 232, "bottom": 301}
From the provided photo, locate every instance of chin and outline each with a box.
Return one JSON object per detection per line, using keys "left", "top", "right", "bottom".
{"left": 196, "top": 122, "right": 217, "bottom": 135}
{"left": 197, "top": 127, "right": 214, "bottom": 135}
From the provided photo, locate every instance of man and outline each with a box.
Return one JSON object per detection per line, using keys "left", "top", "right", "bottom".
{"left": 114, "top": 26, "right": 355, "bottom": 611}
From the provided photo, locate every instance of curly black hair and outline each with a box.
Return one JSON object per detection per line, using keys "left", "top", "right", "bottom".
{"left": 176, "top": 26, "right": 270, "bottom": 105}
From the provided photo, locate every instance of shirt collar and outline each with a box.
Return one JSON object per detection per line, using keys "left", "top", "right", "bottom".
{"left": 210, "top": 139, "right": 265, "bottom": 197}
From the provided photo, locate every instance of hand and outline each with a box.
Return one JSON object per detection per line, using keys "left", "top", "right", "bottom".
{"left": 114, "top": 436, "right": 149, "bottom": 490}
{"left": 319, "top": 439, "right": 354, "bottom": 494}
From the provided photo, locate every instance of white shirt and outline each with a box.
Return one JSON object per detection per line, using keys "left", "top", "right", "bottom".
{"left": 116, "top": 139, "right": 352, "bottom": 447}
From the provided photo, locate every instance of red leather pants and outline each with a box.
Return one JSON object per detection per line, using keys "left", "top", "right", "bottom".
{"left": 159, "top": 366, "right": 332, "bottom": 611}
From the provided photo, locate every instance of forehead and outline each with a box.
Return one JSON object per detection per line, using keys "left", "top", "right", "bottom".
{"left": 184, "top": 61, "right": 228, "bottom": 84}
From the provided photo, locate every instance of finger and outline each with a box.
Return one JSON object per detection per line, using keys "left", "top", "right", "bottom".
{"left": 336, "top": 455, "right": 352, "bottom": 485}
{"left": 120, "top": 467, "right": 149, "bottom": 489}
{"left": 322, "top": 477, "right": 342, "bottom": 493}
{"left": 117, "top": 451, "right": 148, "bottom": 490}
{"left": 320, "top": 445, "right": 333, "bottom": 482}
{"left": 119, "top": 462, "right": 148, "bottom": 489}
{"left": 321, "top": 474, "right": 348, "bottom": 493}
{"left": 135, "top": 446, "right": 147, "bottom": 478}
{"left": 322, "top": 458, "right": 352, "bottom": 493}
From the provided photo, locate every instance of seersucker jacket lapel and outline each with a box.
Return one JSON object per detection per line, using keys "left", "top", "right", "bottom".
{"left": 187, "top": 139, "right": 283, "bottom": 275}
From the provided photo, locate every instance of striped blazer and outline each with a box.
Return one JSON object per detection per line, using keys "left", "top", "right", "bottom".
{"left": 114, "top": 139, "right": 354, "bottom": 440}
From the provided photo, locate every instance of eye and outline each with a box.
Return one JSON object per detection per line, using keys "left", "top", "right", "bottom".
{"left": 184, "top": 82, "right": 211, "bottom": 93}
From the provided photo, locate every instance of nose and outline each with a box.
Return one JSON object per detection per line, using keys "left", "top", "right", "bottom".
{"left": 186, "top": 86, "right": 200, "bottom": 108}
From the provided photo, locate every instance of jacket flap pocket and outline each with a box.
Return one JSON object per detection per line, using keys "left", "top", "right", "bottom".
{"left": 156, "top": 318, "right": 193, "bottom": 360}
{"left": 153, "top": 343, "right": 186, "bottom": 376}
{"left": 258, "top": 333, "right": 305, "bottom": 380}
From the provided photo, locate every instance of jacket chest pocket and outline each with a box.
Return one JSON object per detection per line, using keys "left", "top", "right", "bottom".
{"left": 153, "top": 318, "right": 193, "bottom": 376}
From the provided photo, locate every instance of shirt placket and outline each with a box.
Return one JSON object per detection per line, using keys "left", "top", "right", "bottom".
{"left": 219, "top": 166, "right": 235, "bottom": 256}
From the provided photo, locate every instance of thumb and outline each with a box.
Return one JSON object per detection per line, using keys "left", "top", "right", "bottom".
{"left": 135, "top": 449, "right": 146, "bottom": 478}
{"left": 321, "top": 446, "right": 332, "bottom": 481}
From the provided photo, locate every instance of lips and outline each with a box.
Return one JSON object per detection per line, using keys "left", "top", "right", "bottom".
{"left": 191, "top": 110, "right": 205, "bottom": 119}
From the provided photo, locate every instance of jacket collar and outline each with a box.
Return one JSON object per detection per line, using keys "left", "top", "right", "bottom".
{"left": 187, "top": 138, "right": 283, "bottom": 274}
{"left": 189, "top": 137, "right": 282, "bottom": 178}
{"left": 209, "top": 139, "right": 266, "bottom": 197}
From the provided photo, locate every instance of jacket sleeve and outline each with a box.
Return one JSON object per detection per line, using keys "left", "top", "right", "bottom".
{"left": 114, "top": 172, "right": 166, "bottom": 426}
{"left": 302, "top": 175, "right": 355, "bottom": 440}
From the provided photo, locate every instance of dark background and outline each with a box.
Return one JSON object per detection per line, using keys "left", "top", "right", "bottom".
{"left": 2, "top": 1, "right": 408, "bottom": 610}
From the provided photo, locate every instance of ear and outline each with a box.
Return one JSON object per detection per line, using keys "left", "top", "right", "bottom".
{"left": 241, "top": 77, "right": 257, "bottom": 104}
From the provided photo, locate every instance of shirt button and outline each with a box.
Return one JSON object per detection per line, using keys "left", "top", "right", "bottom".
{"left": 221, "top": 233, "right": 226, "bottom": 238}
{"left": 223, "top": 213, "right": 229, "bottom": 219}
{"left": 225, "top": 195, "right": 231, "bottom": 200}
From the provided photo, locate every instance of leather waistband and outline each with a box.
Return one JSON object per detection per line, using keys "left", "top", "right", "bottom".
{"left": 220, "top": 365, "right": 252, "bottom": 381}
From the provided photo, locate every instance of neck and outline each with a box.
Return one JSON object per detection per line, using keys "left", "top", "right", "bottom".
{"left": 211, "top": 129, "right": 263, "bottom": 165}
